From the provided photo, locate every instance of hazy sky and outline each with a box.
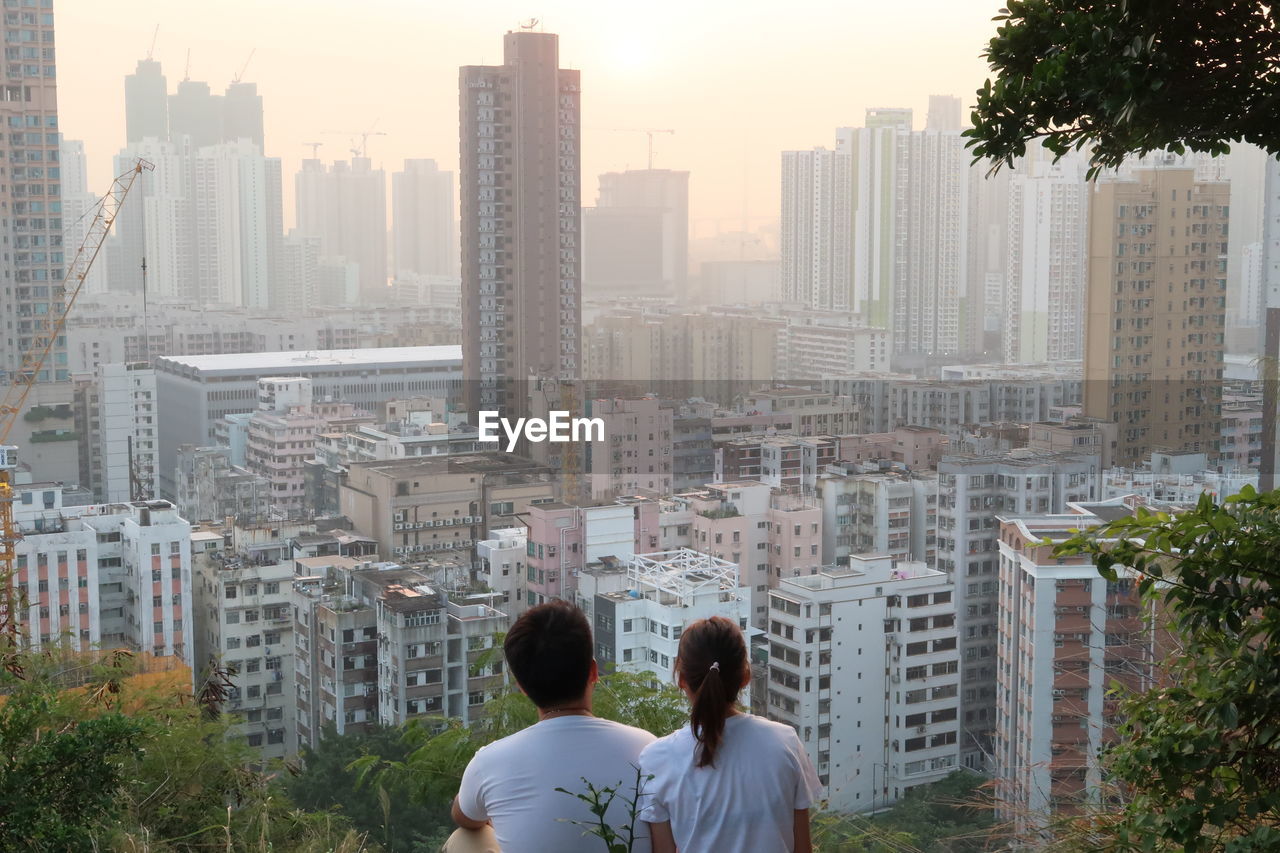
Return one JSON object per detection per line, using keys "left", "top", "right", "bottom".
{"left": 57, "top": 0, "right": 1003, "bottom": 237}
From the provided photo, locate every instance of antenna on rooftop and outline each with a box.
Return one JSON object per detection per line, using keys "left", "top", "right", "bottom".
{"left": 520, "top": 18, "right": 539, "bottom": 29}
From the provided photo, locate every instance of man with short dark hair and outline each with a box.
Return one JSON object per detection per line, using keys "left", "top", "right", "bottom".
{"left": 446, "top": 600, "right": 656, "bottom": 853}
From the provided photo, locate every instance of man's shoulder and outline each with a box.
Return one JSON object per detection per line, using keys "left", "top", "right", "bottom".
{"left": 474, "top": 717, "right": 656, "bottom": 761}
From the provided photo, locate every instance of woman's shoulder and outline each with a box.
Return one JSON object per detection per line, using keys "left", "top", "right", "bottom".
{"left": 730, "top": 714, "right": 804, "bottom": 747}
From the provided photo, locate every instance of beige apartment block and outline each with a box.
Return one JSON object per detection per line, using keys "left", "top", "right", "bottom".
{"left": 340, "top": 455, "right": 555, "bottom": 561}
{"left": 1084, "top": 167, "right": 1228, "bottom": 467}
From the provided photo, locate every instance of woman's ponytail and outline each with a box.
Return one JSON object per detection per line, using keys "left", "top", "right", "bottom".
{"left": 677, "top": 616, "right": 748, "bottom": 768}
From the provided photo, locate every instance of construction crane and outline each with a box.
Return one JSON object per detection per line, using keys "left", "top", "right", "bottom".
{"left": 323, "top": 120, "right": 387, "bottom": 159}
{"left": 145, "top": 24, "right": 159, "bottom": 61}
{"left": 302, "top": 141, "right": 323, "bottom": 159}
{"left": 0, "top": 158, "right": 154, "bottom": 665}
{"left": 231, "top": 48, "right": 256, "bottom": 84}
{"left": 612, "top": 127, "right": 674, "bottom": 170}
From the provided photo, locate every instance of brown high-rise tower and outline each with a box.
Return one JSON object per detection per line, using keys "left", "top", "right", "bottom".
{"left": 460, "top": 30, "right": 581, "bottom": 418}
{"left": 1083, "top": 166, "right": 1229, "bottom": 467}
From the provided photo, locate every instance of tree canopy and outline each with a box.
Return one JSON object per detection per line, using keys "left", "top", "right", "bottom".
{"left": 965, "top": 0, "right": 1280, "bottom": 175}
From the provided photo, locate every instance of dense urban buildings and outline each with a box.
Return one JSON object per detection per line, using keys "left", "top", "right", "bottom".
{"left": 461, "top": 30, "right": 581, "bottom": 416}
{"left": 153, "top": 346, "right": 461, "bottom": 496}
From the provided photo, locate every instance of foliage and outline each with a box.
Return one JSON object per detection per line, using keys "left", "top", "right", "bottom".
{"left": 22, "top": 404, "right": 72, "bottom": 423}
{"left": 0, "top": 683, "right": 146, "bottom": 850}
{"left": 289, "top": 723, "right": 446, "bottom": 853}
{"left": 1055, "top": 486, "right": 1280, "bottom": 851}
{"left": 965, "top": 0, "right": 1280, "bottom": 176}
{"left": 0, "top": 648, "right": 372, "bottom": 853}
{"left": 555, "top": 766, "right": 653, "bottom": 853}
{"left": 811, "top": 771, "right": 998, "bottom": 852}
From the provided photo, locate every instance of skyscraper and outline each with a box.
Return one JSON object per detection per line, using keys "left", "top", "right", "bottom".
{"left": 780, "top": 146, "right": 852, "bottom": 312}
{"left": 1259, "top": 156, "right": 1280, "bottom": 490}
{"left": 842, "top": 109, "right": 912, "bottom": 327}
{"left": 1083, "top": 166, "right": 1229, "bottom": 467}
{"left": 294, "top": 157, "right": 388, "bottom": 301}
{"left": 392, "top": 158, "right": 455, "bottom": 278}
{"left": 1, "top": 2, "right": 65, "bottom": 386}
{"left": 1003, "top": 153, "right": 1089, "bottom": 364}
{"left": 926, "top": 94, "right": 962, "bottom": 131}
{"left": 460, "top": 30, "right": 581, "bottom": 415}
{"left": 60, "top": 140, "right": 108, "bottom": 295}
{"left": 585, "top": 169, "right": 689, "bottom": 299}
{"left": 895, "top": 129, "right": 970, "bottom": 360}
{"left": 125, "top": 58, "right": 168, "bottom": 143}
{"left": 168, "top": 79, "right": 222, "bottom": 149}
{"left": 223, "top": 81, "right": 265, "bottom": 150}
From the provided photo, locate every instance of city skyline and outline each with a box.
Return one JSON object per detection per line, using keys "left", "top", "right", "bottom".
{"left": 56, "top": 0, "right": 1003, "bottom": 231}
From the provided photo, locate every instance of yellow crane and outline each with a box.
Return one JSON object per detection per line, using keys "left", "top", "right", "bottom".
{"left": 0, "top": 158, "right": 154, "bottom": 667}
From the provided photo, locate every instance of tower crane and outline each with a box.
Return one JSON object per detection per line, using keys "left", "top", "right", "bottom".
{"left": 611, "top": 128, "right": 675, "bottom": 170}
{"left": 0, "top": 158, "right": 154, "bottom": 667}
{"left": 231, "top": 48, "right": 256, "bottom": 84}
{"left": 323, "top": 120, "right": 387, "bottom": 159}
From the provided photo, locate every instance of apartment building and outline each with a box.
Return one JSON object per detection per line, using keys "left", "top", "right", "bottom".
{"left": 670, "top": 482, "right": 822, "bottom": 629}
{"left": 836, "top": 426, "right": 948, "bottom": 471}
{"left": 818, "top": 464, "right": 938, "bottom": 567}
{"left": 994, "top": 500, "right": 1158, "bottom": 831}
{"left": 717, "top": 435, "right": 837, "bottom": 490}
{"left": 292, "top": 561, "right": 506, "bottom": 749}
{"left": 583, "top": 549, "right": 749, "bottom": 686}
{"left": 174, "top": 445, "right": 273, "bottom": 525}
{"left": 476, "top": 527, "right": 527, "bottom": 614}
{"left": 588, "top": 396, "right": 674, "bottom": 500}
{"left": 1083, "top": 166, "right": 1229, "bottom": 467}
{"left": 339, "top": 455, "right": 556, "bottom": 561}
{"left": 461, "top": 30, "right": 581, "bottom": 416}
{"left": 936, "top": 449, "right": 1099, "bottom": 770}
{"left": 521, "top": 500, "right": 654, "bottom": 608}
{"left": 11, "top": 485, "right": 192, "bottom": 664}
{"left": 762, "top": 556, "right": 961, "bottom": 812}
{"left": 191, "top": 528, "right": 297, "bottom": 759}
{"left": 73, "top": 362, "right": 160, "bottom": 503}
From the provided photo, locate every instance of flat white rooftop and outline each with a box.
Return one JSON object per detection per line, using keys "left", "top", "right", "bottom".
{"left": 156, "top": 346, "right": 462, "bottom": 375}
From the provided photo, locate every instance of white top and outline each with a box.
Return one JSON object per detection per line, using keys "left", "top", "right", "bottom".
{"left": 638, "top": 714, "right": 823, "bottom": 853}
{"left": 456, "top": 715, "right": 657, "bottom": 853}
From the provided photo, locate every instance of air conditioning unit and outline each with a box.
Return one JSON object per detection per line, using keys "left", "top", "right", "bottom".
{"left": 394, "top": 523, "right": 405, "bottom": 531}
{"left": 464, "top": 516, "right": 474, "bottom": 524}
{"left": 890, "top": 674, "right": 900, "bottom": 683}
{"left": 916, "top": 725, "right": 928, "bottom": 734}
{"left": 1052, "top": 689, "right": 1065, "bottom": 698}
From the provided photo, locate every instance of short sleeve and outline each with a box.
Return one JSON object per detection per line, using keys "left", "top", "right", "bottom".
{"left": 456, "top": 747, "right": 491, "bottom": 823}
{"left": 788, "top": 730, "right": 824, "bottom": 810}
{"left": 636, "top": 743, "right": 670, "bottom": 823}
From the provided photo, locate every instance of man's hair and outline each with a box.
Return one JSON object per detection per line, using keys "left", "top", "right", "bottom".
{"left": 503, "top": 599, "right": 594, "bottom": 709}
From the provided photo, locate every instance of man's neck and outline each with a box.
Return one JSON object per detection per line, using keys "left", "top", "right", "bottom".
{"left": 537, "top": 701, "right": 593, "bottom": 722}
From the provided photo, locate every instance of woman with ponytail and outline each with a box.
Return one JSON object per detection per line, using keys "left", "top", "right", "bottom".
{"left": 638, "top": 616, "right": 821, "bottom": 853}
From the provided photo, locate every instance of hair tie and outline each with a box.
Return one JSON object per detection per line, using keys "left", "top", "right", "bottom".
{"left": 709, "top": 661, "right": 720, "bottom": 672}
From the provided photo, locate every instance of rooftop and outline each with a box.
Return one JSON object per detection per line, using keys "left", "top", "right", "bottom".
{"left": 156, "top": 346, "right": 461, "bottom": 375}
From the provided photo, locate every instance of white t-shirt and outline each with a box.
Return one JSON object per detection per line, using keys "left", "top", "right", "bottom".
{"left": 638, "top": 713, "right": 822, "bottom": 853}
{"left": 456, "top": 715, "right": 657, "bottom": 853}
